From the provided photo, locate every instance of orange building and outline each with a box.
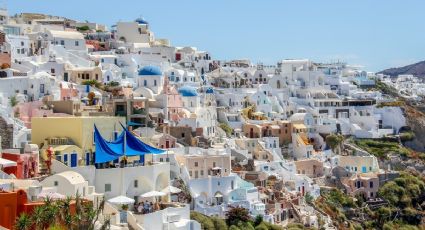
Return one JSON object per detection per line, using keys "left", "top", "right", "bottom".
{"left": 0, "top": 189, "right": 81, "bottom": 229}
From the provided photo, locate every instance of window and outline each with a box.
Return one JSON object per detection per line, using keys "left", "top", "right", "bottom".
{"left": 200, "top": 170, "right": 204, "bottom": 176}
{"left": 134, "top": 180, "right": 138, "bottom": 188}
{"left": 54, "top": 181, "right": 58, "bottom": 186}
{"left": 144, "top": 80, "right": 147, "bottom": 86}
{"left": 218, "top": 181, "right": 220, "bottom": 186}
{"left": 105, "top": 184, "right": 111, "bottom": 192}
{"left": 51, "top": 68, "right": 55, "bottom": 74}
{"left": 369, "top": 181, "right": 373, "bottom": 188}
{"left": 21, "top": 41, "right": 24, "bottom": 46}
{"left": 160, "top": 158, "right": 163, "bottom": 162}
{"left": 213, "top": 162, "right": 216, "bottom": 167}
{"left": 166, "top": 157, "right": 169, "bottom": 162}
{"left": 181, "top": 133, "right": 185, "bottom": 138}
{"left": 154, "top": 80, "right": 157, "bottom": 86}
{"left": 60, "top": 40, "right": 65, "bottom": 45}
{"left": 195, "top": 162, "right": 198, "bottom": 167}
{"left": 95, "top": 74, "right": 99, "bottom": 80}
{"left": 75, "top": 41, "right": 79, "bottom": 46}
{"left": 189, "top": 171, "right": 192, "bottom": 177}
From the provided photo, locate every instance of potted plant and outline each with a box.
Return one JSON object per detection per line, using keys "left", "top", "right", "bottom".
{"left": 121, "top": 204, "right": 129, "bottom": 211}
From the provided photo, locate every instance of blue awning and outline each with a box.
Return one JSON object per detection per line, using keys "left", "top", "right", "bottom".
{"left": 127, "top": 121, "right": 142, "bottom": 126}
{"left": 94, "top": 125, "right": 124, "bottom": 163}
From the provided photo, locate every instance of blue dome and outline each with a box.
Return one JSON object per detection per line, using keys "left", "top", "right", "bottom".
{"left": 135, "top": 18, "right": 149, "bottom": 24}
{"left": 138, "top": 65, "right": 162, "bottom": 76}
{"left": 206, "top": 88, "right": 214, "bottom": 94}
{"left": 178, "top": 86, "right": 198, "bottom": 97}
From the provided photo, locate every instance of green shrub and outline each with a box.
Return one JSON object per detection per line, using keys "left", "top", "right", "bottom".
{"left": 211, "top": 216, "right": 228, "bottom": 230}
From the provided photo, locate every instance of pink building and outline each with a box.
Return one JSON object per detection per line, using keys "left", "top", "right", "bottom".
{"left": 165, "top": 85, "right": 183, "bottom": 122}
{"left": 60, "top": 82, "right": 79, "bottom": 100}
{"left": 1, "top": 146, "right": 39, "bottom": 179}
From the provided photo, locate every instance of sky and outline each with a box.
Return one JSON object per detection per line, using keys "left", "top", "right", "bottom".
{"left": 5, "top": 0, "right": 425, "bottom": 71}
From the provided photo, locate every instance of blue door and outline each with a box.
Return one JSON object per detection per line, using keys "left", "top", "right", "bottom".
{"left": 64, "top": 154, "right": 68, "bottom": 165}
{"left": 85, "top": 152, "right": 90, "bottom": 166}
{"left": 71, "top": 153, "right": 78, "bottom": 167}
{"left": 139, "top": 155, "right": 145, "bottom": 165}
{"left": 362, "top": 166, "right": 367, "bottom": 173}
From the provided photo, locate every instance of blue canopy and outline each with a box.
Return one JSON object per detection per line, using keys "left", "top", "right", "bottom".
{"left": 94, "top": 123, "right": 165, "bottom": 163}
{"left": 127, "top": 121, "right": 142, "bottom": 126}
{"left": 120, "top": 123, "right": 165, "bottom": 156}
{"left": 94, "top": 125, "right": 124, "bottom": 163}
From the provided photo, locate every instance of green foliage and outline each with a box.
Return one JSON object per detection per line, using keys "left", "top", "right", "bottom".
{"left": 324, "top": 189, "right": 356, "bottom": 208}
{"left": 15, "top": 213, "right": 32, "bottom": 230}
{"left": 10, "top": 95, "right": 18, "bottom": 107}
{"left": 229, "top": 225, "right": 240, "bottom": 230}
{"left": 82, "top": 79, "right": 102, "bottom": 88}
{"left": 225, "top": 207, "right": 251, "bottom": 226}
{"left": 219, "top": 122, "right": 233, "bottom": 137}
{"left": 14, "top": 195, "right": 106, "bottom": 230}
{"left": 211, "top": 216, "right": 228, "bottom": 230}
{"left": 254, "top": 215, "right": 263, "bottom": 226}
{"left": 107, "top": 81, "right": 120, "bottom": 87}
{"left": 237, "top": 221, "right": 254, "bottom": 230}
{"left": 255, "top": 222, "right": 269, "bottom": 230}
{"left": 304, "top": 192, "right": 313, "bottom": 204}
{"left": 286, "top": 223, "right": 305, "bottom": 230}
{"left": 325, "top": 134, "right": 344, "bottom": 153}
{"left": 355, "top": 139, "right": 411, "bottom": 159}
{"left": 378, "top": 171, "right": 425, "bottom": 208}
{"left": 399, "top": 131, "right": 415, "bottom": 142}
{"left": 190, "top": 212, "right": 215, "bottom": 230}
{"left": 76, "top": 25, "right": 90, "bottom": 31}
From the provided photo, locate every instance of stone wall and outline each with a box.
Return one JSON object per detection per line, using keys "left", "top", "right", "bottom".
{"left": 0, "top": 116, "right": 13, "bottom": 149}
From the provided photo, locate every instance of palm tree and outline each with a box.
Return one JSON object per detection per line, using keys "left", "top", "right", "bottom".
{"left": 31, "top": 206, "right": 45, "bottom": 230}
{"left": 58, "top": 196, "right": 73, "bottom": 229}
{"left": 15, "top": 213, "right": 32, "bottom": 230}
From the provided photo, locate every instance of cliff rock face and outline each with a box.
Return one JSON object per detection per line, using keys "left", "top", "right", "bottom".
{"left": 0, "top": 116, "right": 13, "bottom": 149}
{"left": 403, "top": 105, "right": 425, "bottom": 151}
{"left": 379, "top": 60, "right": 425, "bottom": 77}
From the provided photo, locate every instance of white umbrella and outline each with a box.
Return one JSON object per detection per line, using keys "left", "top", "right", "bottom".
{"left": 161, "top": 186, "right": 182, "bottom": 194}
{"left": 108, "top": 195, "right": 135, "bottom": 205}
{"left": 37, "top": 191, "right": 65, "bottom": 200}
{"left": 140, "top": 191, "right": 166, "bottom": 198}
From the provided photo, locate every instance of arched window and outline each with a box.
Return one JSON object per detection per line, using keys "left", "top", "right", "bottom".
{"left": 277, "top": 80, "right": 281, "bottom": 89}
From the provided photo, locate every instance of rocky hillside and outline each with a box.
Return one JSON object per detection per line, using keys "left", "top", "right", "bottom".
{"left": 379, "top": 60, "right": 425, "bottom": 77}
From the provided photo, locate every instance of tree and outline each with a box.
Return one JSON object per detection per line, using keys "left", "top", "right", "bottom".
{"left": 225, "top": 207, "right": 250, "bottom": 226}
{"left": 10, "top": 95, "right": 18, "bottom": 107}
{"left": 325, "top": 134, "right": 344, "bottom": 154}
{"left": 211, "top": 216, "right": 228, "bottom": 230}
{"left": 15, "top": 213, "right": 32, "bottom": 230}
{"left": 254, "top": 215, "right": 263, "bottom": 226}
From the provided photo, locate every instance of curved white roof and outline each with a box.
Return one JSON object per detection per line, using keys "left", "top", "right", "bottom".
{"left": 54, "top": 171, "right": 86, "bottom": 185}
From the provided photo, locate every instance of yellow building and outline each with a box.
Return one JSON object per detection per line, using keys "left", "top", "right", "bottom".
{"left": 32, "top": 116, "right": 126, "bottom": 166}
{"left": 66, "top": 66, "right": 103, "bottom": 84}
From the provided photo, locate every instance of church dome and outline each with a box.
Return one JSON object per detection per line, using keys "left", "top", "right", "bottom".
{"left": 178, "top": 86, "right": 198, "bottom": 97}
{"left": 135, "top": 18, "right": 149, "bottom": 24}
{"left": 138, "top": 65, "right": 162, "bottom": 76}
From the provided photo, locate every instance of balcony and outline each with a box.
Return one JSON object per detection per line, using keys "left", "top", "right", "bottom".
{"left": 132, "top": 108, "right": 147, "bottom": 115}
